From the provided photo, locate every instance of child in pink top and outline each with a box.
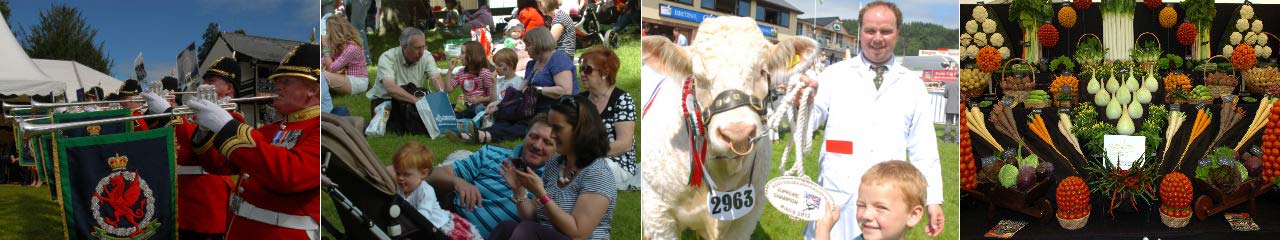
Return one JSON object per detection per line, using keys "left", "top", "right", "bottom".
{"left": 439, "top": 41, "right": 495, "bottom": 120}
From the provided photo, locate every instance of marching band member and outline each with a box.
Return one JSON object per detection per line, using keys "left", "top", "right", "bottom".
{"left": 187, "top": 43, "right": 321, "bottom": 239}
{"left": 117, "top": 79, "right": 151, "bottom": 131}
{"left": 141, "top": 57, "right": 247, "bottom": 239}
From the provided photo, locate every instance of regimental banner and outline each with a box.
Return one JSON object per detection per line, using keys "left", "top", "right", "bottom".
{"left": 57, "top": 128, "right": 176, "bottom": 240}
{"left": 52, "top": 109, "right": 133, "bottom": 138}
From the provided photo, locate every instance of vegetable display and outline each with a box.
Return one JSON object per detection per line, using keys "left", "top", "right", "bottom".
{"left": 1101, "top": 0, "right": 1136, "bottom": 60}
{"left": 1265, "top": 101, "right": 1280, "bottom": 182}
{"left": 1238, "top": 97, "right": 1276, "bottom": 152}
{"left": 1183, "top": 0, "right": 1216, "bottom": 60}
{"left": 1059, "top": 5, "right": 1077, "bottom": 29}
{"left": 1159, "top": 172, "right": 1194, "bottom": 226}
{"left": 966, "top": 106, "right": 1004, "bottom": 151}
{"left": 1175, "top": 106, "right": 1214, "bottom": 169}
{"left": 978, "top": 46, "right": 1002, "bottom": 73}
{"left": 1231, "top": 44, "right": 1257, "bottom": 71}
{"left": 1056, "top": 176, "right": 1091, "bottom": 223}
{"left": 962, "top": 109, "right": 977, "bottom": 191}
{"left": 1177, "top": 22, "right": 1198, "bottom": 46}
{"left": 1159, "top": 5, "right": 1178, "bottom": 29}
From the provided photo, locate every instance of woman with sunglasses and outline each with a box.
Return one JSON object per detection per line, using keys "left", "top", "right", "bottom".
{"left": 576, "top": 45, "right": 638, "bottom": 191}
{"left": 492, "top": 96, "right": 617, "bottom": 240}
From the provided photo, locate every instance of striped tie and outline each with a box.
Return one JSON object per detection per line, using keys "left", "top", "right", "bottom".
{"left": 872, "top": 66, "right": 888, "bottom": 90}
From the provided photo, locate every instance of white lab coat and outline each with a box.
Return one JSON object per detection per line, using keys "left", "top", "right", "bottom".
{"left": 803, "top": 56, "right": 944, "bottom": 240}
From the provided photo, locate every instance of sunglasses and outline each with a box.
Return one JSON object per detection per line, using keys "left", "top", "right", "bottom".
{"left": 579, "top": 64, "right": 594, "bottom": 75}
{"left": 559, "top": 96, "right": 581, "bottom": 111}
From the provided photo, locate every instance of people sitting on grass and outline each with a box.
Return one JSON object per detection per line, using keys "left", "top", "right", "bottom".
{"left": 323, "top": 13, "right": 370, "bottom": 96}
{"left": 576, "top": 46, "right": 639, "bottom": 191}
{"left": 542, "top": 0, "right": 576, "bottom": 56}
{"left": 522, "top": 27, "right": 577, "bottom": 113}
{"left": 499, "top": 20, "right": 531, "bottom": 72}
{"left": 426, "top": 115, "right": 557, "bottom": 237}
{"left": 516, "top": 0, "right": 545, "bottom": 35}
{"left": 391, "top": 142, "right": 484, "bottom": 240}
{"left": 436, "top": 41, "right": 495, "bottom": 123}
{"left": 366, "top": 27, "right": 444, "bottom": 135}
{"left": 490, "top": 95, "right": 616, "bottom": 240}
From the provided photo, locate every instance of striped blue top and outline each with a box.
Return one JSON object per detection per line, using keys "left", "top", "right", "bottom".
{"left": 451, "top": 144, "right": 544, "bottom": 237}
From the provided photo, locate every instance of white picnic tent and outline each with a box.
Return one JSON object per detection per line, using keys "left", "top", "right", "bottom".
{"left": 32, "top": 59, "right": 123, "bottom": 101}
{"left": 0, "top": 16, "right": 66, "bottom": 98}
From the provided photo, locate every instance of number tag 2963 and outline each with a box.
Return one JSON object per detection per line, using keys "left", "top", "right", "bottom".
{"left": 708, "top": 184, "right": 755, "bottom": 220}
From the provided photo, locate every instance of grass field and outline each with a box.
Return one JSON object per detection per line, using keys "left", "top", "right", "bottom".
{"left": 322, "top": 34, "right": 643, "bottom": 239}
{"left": 0, "top": 184, "right": 64, "bottom": 240}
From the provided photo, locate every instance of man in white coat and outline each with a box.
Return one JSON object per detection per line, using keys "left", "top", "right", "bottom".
{"left": 800, "top": 1, "right": 946, "bottom": 239}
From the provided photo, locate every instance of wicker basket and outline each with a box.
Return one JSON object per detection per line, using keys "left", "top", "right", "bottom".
{"left": 1160, "top": 209, "right": 1192, "bottom": 228}
{"left": 1024, "top": 101, "right": 1050, "bottom": 108}
{"left": 1000, "top": 58, "right": 1034, "bottom": 103}
{"left": 1055, "top": 100, "right": 1075, "bottom": 108}
{"left": 1057, "top": 212, "right": 1090, "bottom": 230}
{"left": 1005, "top": 91, "right": 1029, "bottom": 104}
{"left": 1208, "top": 85, "right": 1235, "bottom": 98}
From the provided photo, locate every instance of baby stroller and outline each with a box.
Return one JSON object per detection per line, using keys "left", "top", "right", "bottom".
{"left": 574, "top": 0, "right": 621, "bottom": 49}
{"left": 321, "top": 114, "right": 449, "bottom": 240}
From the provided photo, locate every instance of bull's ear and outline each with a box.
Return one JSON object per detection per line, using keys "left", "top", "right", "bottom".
{"left": 762, "top": 36, "right": 820, "bottom": 81}
{"left": 642, "top": 36, "right": 693, "bottom": 79}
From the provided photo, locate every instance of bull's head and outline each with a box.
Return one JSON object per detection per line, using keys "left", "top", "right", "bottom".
{"left": 645, "top": 17, "right": 819, "bottom": 161}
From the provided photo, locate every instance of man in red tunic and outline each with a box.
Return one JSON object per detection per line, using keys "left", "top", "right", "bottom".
{"left": 187, "top": 43, "right": 321, "bottom": 240}
{"left": 141, "top": 58, "right": 247, "bottom": 239}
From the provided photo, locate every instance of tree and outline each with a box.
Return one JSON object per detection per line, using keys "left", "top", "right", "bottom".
{"left": 1, "top": 0, "right": 11, "bottom": 25}
{"left": 22, "top": 4, "right": 112, "bottom": 74}
{"left": 197, "top": 22, "right": 220, "bottom": 65}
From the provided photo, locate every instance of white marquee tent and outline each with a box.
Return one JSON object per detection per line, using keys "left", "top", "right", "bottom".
{"left": 0, "top": 15, "right": 65, "bottom": 97}
{"left": 0, "top": 15, "right": 121, "bottom": 102}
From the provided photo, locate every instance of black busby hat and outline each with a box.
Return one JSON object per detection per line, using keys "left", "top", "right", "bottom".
{"left": 270, "top": 43, "right": 319, "bottom": 82}
{"left": 203, "top": 55, "right": 241, "bottom": 92}
{"left": 119, "top": 79, "right": 142, "bottom": 97}
{"left": 161, "top": 76, "right": 179, "bottom": 91}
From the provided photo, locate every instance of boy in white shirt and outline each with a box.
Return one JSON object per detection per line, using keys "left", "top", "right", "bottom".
{"left": 393, "top": 142, "right": 483, "bottom": 240}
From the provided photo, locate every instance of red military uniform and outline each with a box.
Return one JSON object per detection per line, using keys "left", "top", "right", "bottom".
{"left": 132, "top": 110, "right": 150, "bottom": 131}
{"left": 170, "top": 111, "right": 243, "bottom": 235}
{"left": 196, "top": 106, "right": 320, "bottom": 239}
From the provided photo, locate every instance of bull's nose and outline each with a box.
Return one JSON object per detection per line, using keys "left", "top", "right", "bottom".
{"left": 716, "top": 122, "right": 758, "bottom": 155}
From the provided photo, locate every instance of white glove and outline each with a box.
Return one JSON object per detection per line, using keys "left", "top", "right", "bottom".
{"left": 141, "top": 92, "right": 170, "bottom": 114}
{"left": 185, "top": 98, "right": 233, "bottom": 131}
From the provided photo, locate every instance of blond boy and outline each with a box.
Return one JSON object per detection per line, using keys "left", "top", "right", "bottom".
{"left": 850, "top": 160, "right": 927, "bottom": 240}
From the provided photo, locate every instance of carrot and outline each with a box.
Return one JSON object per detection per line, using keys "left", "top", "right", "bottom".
{"left": 1177, "top": 108, "right": 1212, "bottom": 170}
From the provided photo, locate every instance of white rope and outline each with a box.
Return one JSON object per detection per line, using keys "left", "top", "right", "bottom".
{"left": 768, "top": 75, "right": 818, "bottom": 179}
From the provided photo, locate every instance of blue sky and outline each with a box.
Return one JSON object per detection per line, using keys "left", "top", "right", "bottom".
{"left": 787, "top": 0, "right": 959, "bottom": 29}
{"left": 8, "top": 0, "right": 318, "bottom": 82}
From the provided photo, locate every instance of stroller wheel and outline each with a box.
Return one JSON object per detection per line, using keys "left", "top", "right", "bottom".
{"left": 606, "top": 29, "right": 621, "bottom": 49}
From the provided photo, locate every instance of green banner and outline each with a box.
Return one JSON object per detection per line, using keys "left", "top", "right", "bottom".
{"left": 56, "top": 128, "right": 176, "bottom": 240}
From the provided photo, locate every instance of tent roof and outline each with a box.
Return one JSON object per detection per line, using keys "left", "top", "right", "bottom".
{"left": 32, "top": 59, "right": 123, "bottom": 101}
{"left": 219, "top": 32, "right": 305, "bottom": 63}
{"left": 0, "top": 15, "right": 64, "bottom": 96}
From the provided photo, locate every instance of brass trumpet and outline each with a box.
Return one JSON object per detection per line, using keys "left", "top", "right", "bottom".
{"left": 13, "top": 103, "right": 240, "bottom": 140}
{"left": 3, "top": 95, "right": 275, "bottom": 120}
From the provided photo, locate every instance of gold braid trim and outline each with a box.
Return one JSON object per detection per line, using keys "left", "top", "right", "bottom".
{"left": 218, "top": 123, "right": 256, "bottom": 157}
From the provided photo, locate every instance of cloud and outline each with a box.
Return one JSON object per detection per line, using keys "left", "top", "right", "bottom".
{"left": 789, "top": 0, "right": 960, "bottom": 28}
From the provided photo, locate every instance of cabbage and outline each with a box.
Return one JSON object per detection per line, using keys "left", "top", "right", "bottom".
{"left": 1000, "top": 164, "right": 1019, "bottom": 188}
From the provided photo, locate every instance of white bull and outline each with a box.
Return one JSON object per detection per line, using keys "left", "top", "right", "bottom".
{"left": 641, "top": 16, "right": 819, "bottom": 239}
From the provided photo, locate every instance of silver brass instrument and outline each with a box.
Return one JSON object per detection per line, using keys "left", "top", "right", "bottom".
{"left": 9, "top": 84, "right": 276, "bottom": 140}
